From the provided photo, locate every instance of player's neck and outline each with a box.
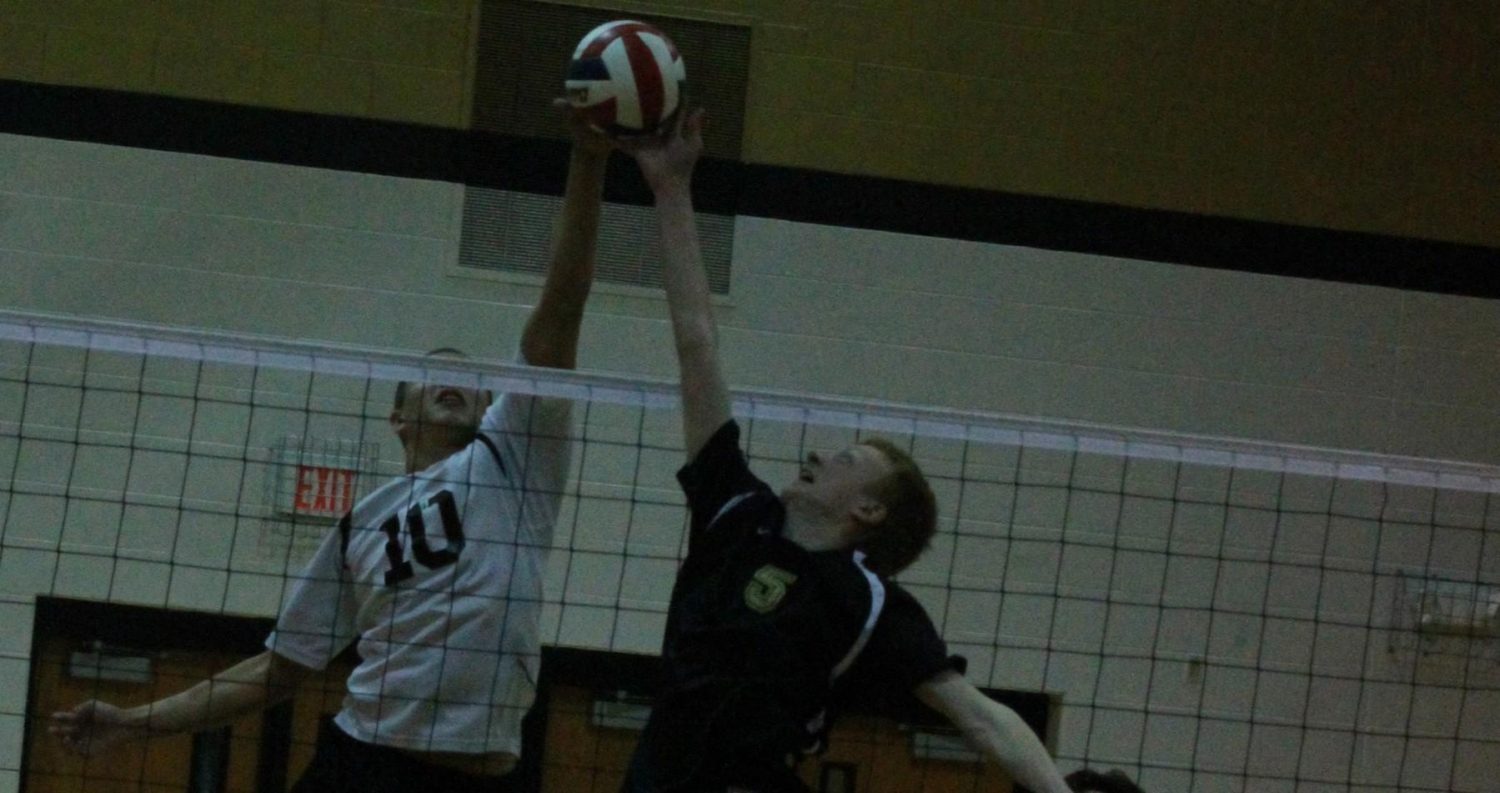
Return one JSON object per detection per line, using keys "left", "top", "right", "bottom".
{"left": 400, "top": 422, "right": 477, "bottom": 472}
{"left": 782, "top": 508, "right": 855, "bottom": 553}
{"left": 404, "top": 440, "right": 463, "bottom": 473}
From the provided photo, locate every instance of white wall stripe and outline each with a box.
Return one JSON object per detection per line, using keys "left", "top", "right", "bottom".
{"left": 5, "top": 309, "right": 1499, "bottom": 492}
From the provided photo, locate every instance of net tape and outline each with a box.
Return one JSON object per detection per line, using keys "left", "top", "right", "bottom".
{"left": 5, "top": 309, "right": 1498, "bottom": 494}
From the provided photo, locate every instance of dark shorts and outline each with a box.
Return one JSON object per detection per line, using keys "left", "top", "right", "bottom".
{"left": 290, "top": 717, "right": 524, "bottom": 793}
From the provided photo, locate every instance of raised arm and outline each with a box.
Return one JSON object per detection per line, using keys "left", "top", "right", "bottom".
{"left": 627, "top": 110, "right": 732, "bottom": 460}
{"left": 50, "top": 650, "right": 314, "bottom": 757}
{"left": 915, "top": 671, "right": 1072, "bottom": 793}
{"left": 520, "top": 105, "right": 611, "bottom": 370}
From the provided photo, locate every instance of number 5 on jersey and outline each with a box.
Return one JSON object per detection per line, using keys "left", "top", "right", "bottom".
{"left": 380, "top": 490, "right": 465, "bottom": 585}
{"left": 745, "top": 565, "right": 798, "bottom": 613}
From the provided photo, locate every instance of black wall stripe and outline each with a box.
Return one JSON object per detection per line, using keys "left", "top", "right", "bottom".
{"left": 0, "top": 80, "right": 738, "bottom": 213}
{"left": 35, "top": 596, "right": 273, "bottom": 654}
{"left": 740, "top": 166, "right": 1500, "bottom": 299}
{"left": 3, "top": 80, "right": 1496, "bottom": 299}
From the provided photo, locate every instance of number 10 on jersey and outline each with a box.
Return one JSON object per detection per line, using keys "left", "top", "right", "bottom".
{"left": 380, "top": 490, "right": 466, "bottom": 585}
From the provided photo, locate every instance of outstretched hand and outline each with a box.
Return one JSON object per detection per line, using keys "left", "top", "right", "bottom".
{"left": 621, "top": 108, "right": 706, "bottom": 196}
{"left": 552, "top": 98, "right": 614, "bottom": 158}
{"left": 50, "top": 700, "right": 144, "bottom": 757}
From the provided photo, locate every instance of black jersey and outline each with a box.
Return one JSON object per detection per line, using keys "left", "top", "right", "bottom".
{"left": 623, "top": 421, "right": 956, "bottom": 793}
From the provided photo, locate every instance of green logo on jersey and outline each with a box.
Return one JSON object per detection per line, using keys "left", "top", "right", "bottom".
{"left": 745, "top": 565, "right": 798, "bottom": 613}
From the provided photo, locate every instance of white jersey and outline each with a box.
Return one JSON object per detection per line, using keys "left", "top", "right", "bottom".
{"left": 266, "top": 388, "right": 571, "bottom": 755}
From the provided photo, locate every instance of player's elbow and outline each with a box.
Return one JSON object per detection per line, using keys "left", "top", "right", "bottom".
{"left": 265, "top": 653, "right": 316, "bottom": 702}
{"left": 936, "top": 687, "right": 1025, "bottom": 758}
{"left": 951, "top": 701, "right": 1005, "bottom": 749}
{"left": 672, "top": 317, "right": 717, "bottom": 355}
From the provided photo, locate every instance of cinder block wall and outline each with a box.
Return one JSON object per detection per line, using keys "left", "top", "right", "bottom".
{"left": 2, "top": 4, "right": 1499, "bottom": 792}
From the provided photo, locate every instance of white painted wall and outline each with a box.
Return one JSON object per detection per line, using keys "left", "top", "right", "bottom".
{"left": 2, "top": 133, "right": 1499, "bottom": 792}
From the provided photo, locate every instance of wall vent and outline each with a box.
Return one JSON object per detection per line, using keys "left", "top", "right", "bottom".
{"left": 464, "top": 1, "right": 749, "bottom": 294}
{"left": 460, "top": 187, "right": 736, "bottom": 293}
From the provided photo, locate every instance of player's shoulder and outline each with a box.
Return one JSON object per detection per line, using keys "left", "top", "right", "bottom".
{"left": 706, "top": 482, "right": 780, "bottom": 526}
{"left": 349, "top": 471, "right": 409, "bottom": 518}
{"left": 351, "top": 445, "right": 486, "bottom": 513}
{"left": 680, "top": 420, "right": 749, "bottom": 478}
{"left": 480, "top": 389, "right": 572, "bottom": 435}
{"left": 804, "top": 550, "right": 885, "bottom": 615}
{"left": 422, "top": 437, "right": 509, "bottom": 490}
{"left": 869, "top": 578, "right": 936, "bottom": 626}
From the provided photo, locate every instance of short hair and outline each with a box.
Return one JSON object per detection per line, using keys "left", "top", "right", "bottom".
{"left": 857, "top": 438, "right": 938, "bottom": 577}
{"left": 393, "top": 347, "right": 470, "bottom": 410}
{"left": 1066, "top": 769, "right": 1146, "bottom": 793}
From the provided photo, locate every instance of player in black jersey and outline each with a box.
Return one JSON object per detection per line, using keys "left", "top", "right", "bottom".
{"left": 618, "top": 111, "right": 1073, "bottom": 793}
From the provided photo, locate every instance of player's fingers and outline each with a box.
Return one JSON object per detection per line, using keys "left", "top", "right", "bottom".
{"left": 551, "top": 97, "right": 595, "bottom": 130}
{"left": 553, "top": 97, "right": 588, "bottom": 125}
{"left": 684, "top": 108, "right": 707, "bottom": 139}
{"left": 668, "top": 106, "right": 692, "bottom": 138}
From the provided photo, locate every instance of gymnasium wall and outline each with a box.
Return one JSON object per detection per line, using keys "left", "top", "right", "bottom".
{"left": 3, "top": 131, "right": 1500, "bottom": 793}
{"left": 1, "top": 0, "right": 1497, "bottom": 246}
{"left": 2, "top": 2, "right": 1500, "bottom": 793}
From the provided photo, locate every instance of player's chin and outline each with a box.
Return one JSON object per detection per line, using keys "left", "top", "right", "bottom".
{"left": 424, "top": 406, "right": 480, "bottom": 428}
{"left": 440, "top": 419, "right": 481, "bottom": 439}
{"left": 417, "top": 415, "right": 480, "bottom": 442}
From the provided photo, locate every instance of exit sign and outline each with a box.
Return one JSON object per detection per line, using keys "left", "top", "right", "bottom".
{"left": 293, "top": 465, "right": 359, "bottom": 518}
{"left": 269, "top": 435, "right": 377, "bottom": 523}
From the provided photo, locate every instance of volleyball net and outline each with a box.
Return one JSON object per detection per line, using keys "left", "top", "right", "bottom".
{"left": 3, "top": 309, "right": 1498, "bottom": 792}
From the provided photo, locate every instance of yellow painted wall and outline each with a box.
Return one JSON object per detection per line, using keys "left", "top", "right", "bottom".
{"left": 0, "top": 0, "right": 472, "bottom": 125}
{"left": 2, "top": 0, "right": 1496, "bottom": 247}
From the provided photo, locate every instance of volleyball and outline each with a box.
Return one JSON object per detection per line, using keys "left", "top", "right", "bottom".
{"left": 565, "top": 20, "right": 686, "bottom": 138}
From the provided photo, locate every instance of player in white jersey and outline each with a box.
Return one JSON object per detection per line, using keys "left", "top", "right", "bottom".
{"left": 49, "top": 105, "right": 613, "bottom": 792}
